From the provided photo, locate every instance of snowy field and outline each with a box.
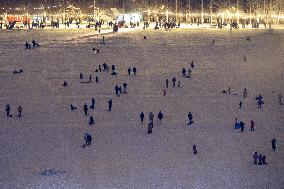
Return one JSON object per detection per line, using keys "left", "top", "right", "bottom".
{"left": 0, "top": 27, "right": 283, "bottom": 189}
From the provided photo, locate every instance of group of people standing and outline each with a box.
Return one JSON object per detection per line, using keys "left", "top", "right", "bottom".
{"left": 5, "top": 104, "right": 22, "bottom": 117}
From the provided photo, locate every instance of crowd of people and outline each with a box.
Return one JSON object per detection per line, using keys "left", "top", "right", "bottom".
{"left": 4, "top": 26, "right": 282, "bottom": 171}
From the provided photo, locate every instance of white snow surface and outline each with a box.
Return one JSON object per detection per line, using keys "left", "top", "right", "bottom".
{"left": 0, "top": 27, "right": 283, "bottom": 189}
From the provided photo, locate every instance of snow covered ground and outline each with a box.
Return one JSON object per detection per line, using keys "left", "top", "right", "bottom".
{"left": 0, "top": 27, "right": 283, "bottom": 189}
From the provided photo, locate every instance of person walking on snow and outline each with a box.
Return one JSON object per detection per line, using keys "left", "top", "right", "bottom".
{"left": 133, "top": 67, "right": 137, "bottom": 76}
{"left": 172, "top": 77, "right": 176, "bottom": 87}
{"left": 258, "top": 154, "right": 263, "bottom": 165}
{"left": 177, "top": 80, "right": 181, "bottom": 88}
{"left": 32, "top": 40, "right": 40, "bottom": 47}
{"left": 253, "top": 152, "right": 258, "bottom": 165}
{"left": 250, "top": 120, "right": 254, "bottom": 131}
{"left": 83, "top": 103, "right": 88, "bottom": 115}
{"left": 148, "top": 121, "right": 153, "bottom": 134}
{"left": 188, "top": 112, "right": 193, "bottom": 125}
{"left": 188, "top": 68, "right": 192, "bottom": 78}
{"left": 115, "top": 85, "right": 119, "bottom": 96}
{"left": 182, "top": 68, "right": 186, "bottom": 77}
{"left": 123, "top": 83, "right": 128, "bottom": 94}
{"left": 89, "top": 116, "right": 95, "bottom": 125}
{"left": 149, "top": 112, "right": 154, "bottom": 123}
{"left": 108, "top": 99, "right": 112, "bottom": 111}
{"left": 128, "top": 68, "right": 131, "bottom": 75}
{"left": 243, "top": 88, "right": 248, "bottom": 98}
{"left": 6, "top": 104, "right": 11, "bottom": 117}
{"left": 240, "top": 121, "right": 245, "bottom": 132}
{"left": 193, "top": 144, "right": 197, "bottom": 154}
{"left": 239, "top": 101, "right": 243, "bottom": 109}
{"left": 90, "top": 98, "right": 95, "bottom": 109}
{"left": 163, "top": 89, "right": 167, "bottom": 96}
{"left": 191, "top": 61, "right": 195, "bottom": 69}
{"left": 271, "top": 138, "right": 277, "bottom": 151}
{"left": 157, "top": 111, "right": 163, "bottom": 123}
{"left": 166, "top": 79, "right": 169, "bottom": 88}
{"left": 17, "top": 105, "right": 22, "bottom": 117}
{"left": 279, "top": 94, "right": 283, "bottom": 105}
{"left": 140, "top": 112, "right": 144, "bottom": 123}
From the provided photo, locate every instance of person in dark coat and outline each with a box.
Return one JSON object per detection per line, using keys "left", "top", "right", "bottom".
{"left": 163, "top": 89, "right": 166, "bottom": 96}
{"left": 6, "top": 104, "right": 11, "bottom": 117}
{"left": 32, "top": 40, "right": 40, "bottom": 47}
{"left": 255, "top": 94, "right": 264, "bottom": 108}
{"left": 271, "top": 138, "right": 277, "bottom": 151}
{"left": 71, "top": 104, "right": 77, "bottom": 110}
{"left": 148, "top": 122, "right": 153, "bottom": 134}
{"left": 190, "top": 61, "right": 195, "bottom": 69}
{"left": 157, "top": 111, "right": 163, "bottom": 123}
{"left": 257, "top": 99, "right": 263, "bottom": 108}
{"left": 240, "top": 121, "right": 245, "bottom": 132}
{"left": 80, "top": 73, "right": 83, "bottom": 80}
{"left": 193, "top": 144, "right": 197, "bottom": 154}
{"left": 235, "top": 118, "right": 238, "bottom": 129}
{"left": 250, "top": 120, "right": 254, "bottom": 131}
{"left": 172, "top": 77, "right": 176, "bottom": 87}
{"left": 133, "top": 67, "right": 137, "bottom": 75}
{"left": 166, "top": 79, "right": 169, "bottom": 88}
{"left": 243, "top": 88, "right": 248, "bottom": 98}
{"left": 253, "top": 152, "right": 258, "bottom": 165}
{"left": 111, "top": 65, "right": 117, "bottom": 75}
{"left": 105, "top": 64, "right": 109, "bottom": 73}
{"left": 89, "top": 75, "right": 92, "bottom": 82}
{"left": 140, "top": 112, "right": 144, "bottom": 123}
{"left": 182, "top": 68, "right": 186, "bottom": 77}
{"left": 108, "top": 99, "right": 112, "bottom": 111}
{"left": 128, "top": 68, "right": 131, "bottom": 75}
{"left": 99, "top": 65, "right": 102, "bottom": 72}
{"left": 102, "top": 63, "right": 107, "bottom": 71}
{"left": 96, "top": 76, "right": 98, "bottom": 83}
{"left": 111, "top": 65, "right": 115, "bottom": 71}
{"left": 89, "top": 116, "right": 95, "bottom": 125}
{"left": 123, "top": 83, "right": 127, "bottom": 94}
{"left": 90, "top": 98, "right": 95, "bottom": 109}
{"left": 188, "top": 68, "right": 192, "bottom": 78}
{"left": 188, "top": 112, "right": 193, "bottom": 125}
{"left": 25, "top": 42, "right": 29, "bottom": 49}
{"left": 149, "top": 112, "right": 154, "bottom": 123}
{"left": 258, "top": 154, "right": 263, "bottom": 165}
{"left": 63, "top": 81, "right": 67, "bottom": 86}
{"left": 228, "top": 86, "right": 231, "bottom": 94}
{"left": 83, "top": 103, "right": 88, "bottom": 115}
{"left": 17, "top": 105, "right": 22, "bottom": 117}
{"left": 239, "top": 101, "right": 243, "bottom": 109}
{"left": 262, "top": 155, "right": 267, "bottom": 165}
{"left": 115, "top": 85, "right": 119, "bottom": 96}
{"left": 84, "top": 133, "right": 89, "bottom": 145}
{"left": 87, "top": 134, "right": 92, "bottom": 145}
